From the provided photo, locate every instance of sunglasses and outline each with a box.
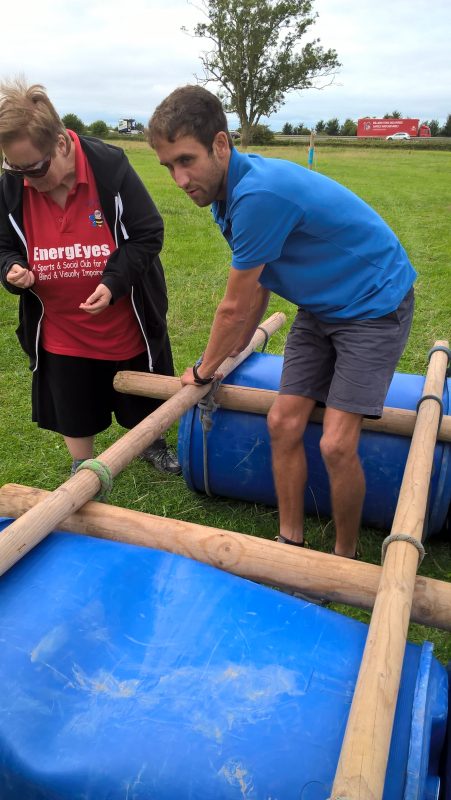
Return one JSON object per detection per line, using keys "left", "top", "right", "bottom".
{"left": 1, "top": 153, "right": 52, "bottom": 179}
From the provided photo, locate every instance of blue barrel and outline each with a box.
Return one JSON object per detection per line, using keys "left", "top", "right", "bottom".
{"left": 443, "top": 665, "right": 451, "bottom": 800}
{"left": 0, "top": 518, "right": 448, "bottom": 799}
{"left": 178, "top": 353, "right": 451, "bottom": 536}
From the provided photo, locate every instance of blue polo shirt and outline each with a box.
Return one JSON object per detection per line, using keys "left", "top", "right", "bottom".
{"left": 212, "top": 149, "right": 416, "bottom": 321}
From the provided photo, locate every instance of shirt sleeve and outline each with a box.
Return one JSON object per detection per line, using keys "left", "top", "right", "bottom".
{"left": 229, "top": 189, "right": 303, "bottom": 270}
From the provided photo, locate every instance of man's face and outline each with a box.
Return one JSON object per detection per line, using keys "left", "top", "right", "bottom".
{"left": 153, "top": 133, "right": 230, "bottom": 207}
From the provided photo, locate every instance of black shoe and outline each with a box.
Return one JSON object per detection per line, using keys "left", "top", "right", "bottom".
{"left": 70, "top": 458, "right": 86, "bottom": 476}
{"left": 276, "top": 534, "right": 309, "bottom": 547}
{"left": 331, "top": 548, "right": 361, "bottom": 560}
{"left": 141, "top": 438, "right": 181, "bottom": 475}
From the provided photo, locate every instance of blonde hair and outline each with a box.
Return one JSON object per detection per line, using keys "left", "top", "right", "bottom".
{"left": 0, "top": 78, "right": 69, "bottom": 152}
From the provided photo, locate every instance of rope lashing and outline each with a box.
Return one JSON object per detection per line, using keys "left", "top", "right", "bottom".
{"left": 427, "top": 344, "right": 451, "bottom": 377}
{"left": 381, "top": 533, "right": 426, "bottom": 565}
{"left": 75, "top": 458, "right": 113, "bottom": 502}
{"left": 416, "top": 393, "right": 444, "bottom": 428}
{"left": 198, "top": 379, "right": 221, "bottom": 498}
{"left": 256, "top": 325, "right": 269, "bottom": 352}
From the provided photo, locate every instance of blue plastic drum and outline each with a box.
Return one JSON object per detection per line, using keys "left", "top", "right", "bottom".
{"left": 0, "top": 519, "right": 448, "bottom": 799}
{"left": 178, "top": 353, "right": 451, "bottom": 536}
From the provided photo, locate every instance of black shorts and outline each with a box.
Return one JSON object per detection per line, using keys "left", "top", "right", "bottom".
{"left": 32, "top": 349, "right": 170, "bottom": 438}
{"left": 280, "top": 288, "right": 414, "bottom": 418}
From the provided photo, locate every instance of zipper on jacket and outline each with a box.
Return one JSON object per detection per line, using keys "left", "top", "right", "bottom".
{"left": 131, "top": 286, "right": 153, "bottom": 372}
{"left": 29, "top": 290, "right": 44, "bottom": 372}
{"left": 8, "top": 213, "right": 29, "bottom": 260}
{"left": 114, "top": 193, "right": 129, "bottom": 245}
{"left": 7, "top": 212, "right": 43, "bottom": 372}
{"left": 114, "top": 192, "right": 152, "bottom": 371}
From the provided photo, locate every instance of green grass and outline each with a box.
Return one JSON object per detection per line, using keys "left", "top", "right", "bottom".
{"left": 0, "top": 143, "right": 450, "bottom": 662}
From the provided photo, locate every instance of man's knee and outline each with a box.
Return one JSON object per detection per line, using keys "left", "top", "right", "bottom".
{"left": 267, "top": 403, "right": 306, "bottom": 443}
{"left": 319, "top": 432, "right": 358, "bottom": 469}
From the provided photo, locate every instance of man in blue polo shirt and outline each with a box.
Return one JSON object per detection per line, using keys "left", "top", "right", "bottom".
{"left": 149, "top": 86, "right": 415, "bottom": 559}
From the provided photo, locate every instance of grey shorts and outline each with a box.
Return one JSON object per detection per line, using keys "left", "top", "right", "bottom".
{"left": 280, "top": 288, "right": 414, "bottom": 418}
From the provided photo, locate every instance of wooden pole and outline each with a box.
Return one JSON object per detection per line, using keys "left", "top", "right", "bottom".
{"left": 330, "top": 341, "right": 450, "bottom": 800}
{"left": 308, "top": 129, "right": 316, "bottom": 169}
{"left": 0, "top": 312, "right": 285, "bottom": 578}
{"left": 113, "top": 372, "right": 451, "bottom": 443}
{"left": 1, "top": 482, "right": 450, "bottom": 632}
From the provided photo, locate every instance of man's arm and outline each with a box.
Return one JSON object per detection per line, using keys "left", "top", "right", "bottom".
{"left": 228, "top": 282, "right": 271, "bottom": 357}
{"left": 181, "top": 264, "right": 269, "bottom": 385}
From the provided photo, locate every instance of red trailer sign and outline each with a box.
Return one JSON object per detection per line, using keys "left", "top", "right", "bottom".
{"left": 357, "top": 118, "right": 430, "bottom": 137}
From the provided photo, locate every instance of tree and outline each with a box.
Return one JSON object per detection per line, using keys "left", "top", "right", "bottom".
{"left": 340, "top": 118, "right": 357, "bottom": 136}
{"left": 315, "top": 119, "right": 326, "bottom": 134}
{"left": 248, "top": 124, "right": 275, "bottom": 145}
{"left": 90, "top": 120, "right": 109, "bottom": 138}
{"left": 293, "top": 122, "right": 310, "bottom": 135}
{"left": 282, "top": 122, "right": 294, "bottom": 135}
{"left": 440, "top": 115, "right": 451, "bottom": 137}
{"left": 325, "top": 117, "right": 340, "bottom": 135}
{"left": 187, "top": 0, "right": 340, "bottom": 147}
{"left": 62, "top": 113, "right": 85, "bottom": 135}
{"left": 383, "top": 110, "right": 402, "bottom": 119}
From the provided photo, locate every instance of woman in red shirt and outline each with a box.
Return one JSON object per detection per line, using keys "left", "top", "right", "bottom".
{"left": 0, "top": 79, "right": 180, "bottom": 476}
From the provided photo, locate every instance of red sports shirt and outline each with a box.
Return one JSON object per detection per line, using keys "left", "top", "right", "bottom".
{"left": 23, "top": 132, "right": 145, "bottom": 360}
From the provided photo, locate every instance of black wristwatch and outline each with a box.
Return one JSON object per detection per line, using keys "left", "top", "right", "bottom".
{"left": 192, "top": 363, "right": 214, "bottom": 385}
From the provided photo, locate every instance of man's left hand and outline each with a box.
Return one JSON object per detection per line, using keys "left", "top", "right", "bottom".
{"left": 180, "top": 366, "right": 223, "bottom": 386}
{"left": 79, "top": 284, "right": 112, "bottom": 315}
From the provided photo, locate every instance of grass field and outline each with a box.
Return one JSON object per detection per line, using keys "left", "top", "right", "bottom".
{"left": 0, "top": 143, "right": 450, "bottom": 662}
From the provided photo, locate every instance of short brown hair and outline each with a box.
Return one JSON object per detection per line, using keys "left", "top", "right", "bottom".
{"left": 0, "top": 78, "right": 69, "bottom": 152}
{"left": 147, "top": 85, "right": 233, "bottom": 151}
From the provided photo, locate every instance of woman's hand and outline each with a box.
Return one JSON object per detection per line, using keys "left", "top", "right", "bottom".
{"left": 79, "top": 284, "right": 112, "bottom": 315}
{"left": 6, "top": 264, "right": 35, "bottom": 289}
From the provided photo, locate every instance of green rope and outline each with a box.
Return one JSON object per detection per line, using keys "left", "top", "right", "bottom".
{"left": 75, "top": 458, "right": 113, "bottom": 502}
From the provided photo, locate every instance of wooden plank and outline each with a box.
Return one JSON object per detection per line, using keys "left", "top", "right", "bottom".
{"left": 113, "top": 373, "right": 451, "bottom": 443}
{"left": 1, "top": 483, "right": 450, "bottom": 632}
{"left": 330, "top": 341, "right": 450, "bottom": 800}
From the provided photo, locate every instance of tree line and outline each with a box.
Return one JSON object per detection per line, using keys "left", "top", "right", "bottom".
{"left": 280, "top": 115, "right": 451, "bottom": 137}
{"left": 60, "top": 114, "right": 145, "bottom": 138}
{"left": 62, "top": 110, "right": 451, "bottom": 146}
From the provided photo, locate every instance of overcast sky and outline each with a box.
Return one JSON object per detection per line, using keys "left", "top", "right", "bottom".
{"left": 1, "top": 0, "right": 450, "bottom": 130}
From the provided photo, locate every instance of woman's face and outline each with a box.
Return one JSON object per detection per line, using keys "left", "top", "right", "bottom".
{"left": 2, "top": 134, "right": 72, "bottom": 192}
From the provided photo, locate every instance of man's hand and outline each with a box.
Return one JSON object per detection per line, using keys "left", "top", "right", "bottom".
{"left": 180, "top": 366, "right": 223, "bottom": 386}
{"left": 6, "top": 264, "right": 35, "bottom": 289}
{"left": 79, "top": 284, "right": 112, "bottom": 315}
{"left": 180, "top": 367, "right": 199, "bottom": 386}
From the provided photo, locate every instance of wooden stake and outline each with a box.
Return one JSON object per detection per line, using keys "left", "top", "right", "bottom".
{"left": 113, "top": 373, "right": 451, "bottom": 443}
{"left": 330, "top": 341, "right": 450, "bottom": 800}
{"left": 0, "top": 312, "right": 285, "bottom": 578}
{"left": 1, "top": 483, "right": 450, "bottom": 632}
{"left": 308, "top": 129, "right": 316, "bottom": 169}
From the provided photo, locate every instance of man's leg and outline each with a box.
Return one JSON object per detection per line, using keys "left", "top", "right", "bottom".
{"left": 320, "top": 408, "right": 364, "bottom": 558}
{"left": 267, "top": 394, "right": 317, "bottom": 544}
